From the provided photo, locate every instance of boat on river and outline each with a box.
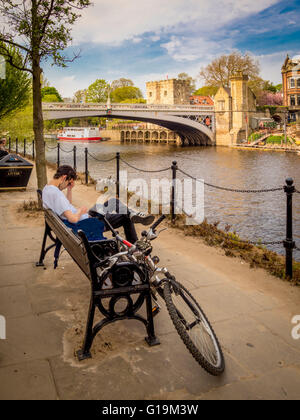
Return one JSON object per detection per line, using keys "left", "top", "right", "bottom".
{"left": 57, "top": 127, "right": 105, "bottom": 142}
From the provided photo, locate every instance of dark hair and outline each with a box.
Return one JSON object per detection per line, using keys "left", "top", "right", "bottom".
{"left": 54, "top": 165, "right": 77, "bottom": 181}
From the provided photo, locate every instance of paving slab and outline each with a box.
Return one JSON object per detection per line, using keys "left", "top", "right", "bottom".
{"left": 199, "top": 366, "right": 300, "bottom": 400}
{"left": 0, "top": 360, "right": 58, "bottom": 400}
{"left": 213, "top": 316, "right": 300, "bottom": 376}
{"left": 1, "top": 166, "right": 300, "bottom": 400}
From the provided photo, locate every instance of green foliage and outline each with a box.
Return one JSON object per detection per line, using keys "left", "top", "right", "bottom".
{"left": 177, "top": 72, "right": 196, "bottom": 94}
{"left": 120, "top": 98, "right": 146, "bottom": 104}
{"left": 0, "top": 105, "right": 33, "bottom": 139}
{"left": 111, "top": 78, "right": 134, "bottom": 90}
{"left": 256, "top": 105, "right": 279, "bottom": 115}
{"left": 193, "top": 86, "right": 218, "bottom": 97}
{"left": 0, "top": 42, "right": 31, "bottom": 119}
{"left": 41, "top": 87, "right": 63, "bottom": 102}
{"left": 111, "top": 86, "right": 143, "bottom": 103}
{"left": 266, "top": 135, "right": 290, "bottom": 144}
{"left": 43, "top": 94, "right": 61, "bottom": 102}
{"left": 86, "top": 79, "right": 109, "bottom": 103}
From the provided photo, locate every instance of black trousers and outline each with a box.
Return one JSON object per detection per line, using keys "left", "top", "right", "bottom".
{"left": 101, "top": 198, "right": 138, "bottom": 243}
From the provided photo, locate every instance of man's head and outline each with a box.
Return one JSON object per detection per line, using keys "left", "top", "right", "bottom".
{"left": 0, "top": 137, "right": 6, "bottom": 147}
{"left": 54, "top": 165, "right": 77, "bottom": 190}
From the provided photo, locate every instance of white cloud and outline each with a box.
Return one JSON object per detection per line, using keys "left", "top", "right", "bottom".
{"left": 73, "top": 0, "right": 279, "bottom": 46}
{"left": 161, "top": 36, "right": 233, "bottom": 62}
{"left": 254, "top": 51, "right": 300, "bottom": 84}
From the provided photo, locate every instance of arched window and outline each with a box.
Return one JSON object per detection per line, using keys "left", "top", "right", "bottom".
{"left": 290, "top": 78, "right": 295, "bottom": 88}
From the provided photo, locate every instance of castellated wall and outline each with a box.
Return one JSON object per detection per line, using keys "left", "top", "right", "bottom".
{"left": 146, "top": 79, "right": 190, "bottom": 105}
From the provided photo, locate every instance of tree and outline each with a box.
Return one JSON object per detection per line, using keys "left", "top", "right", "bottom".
{"left": 199, "top": 51, "right": 260, "bottom": 88}
{"left": 43, "top": 94, "right": 61, "bottom": 102}
{"left": 120, "top": 98, "right": 146, "bottom": 104}
{"left": 193, "top": 86, "right": 218, "bottom": 97}
{"left": 41, "top": 86, "right": 63, "bottom": 102}
{"left": 86, "top": 79, "right": 109, "bottom": 103}
{"left": 111, "top": 86, "right": 143, "bottom": 103}
{"left": 73, "top": 89, "right": 87, "bottom": 103}
{"left": 111, "top": 78, "right": 134, "bottom": 90}
{"left": 0, "top": 42, "right": 31, "bottom": 119}
{"left": 177, "top": 72, "right": 196, "bottom": 94}
{"left": 0, "top": 0, "right": 92, "bottom": 189}
{"left": 256, "top": 91, "right": 283, "bottom": 106}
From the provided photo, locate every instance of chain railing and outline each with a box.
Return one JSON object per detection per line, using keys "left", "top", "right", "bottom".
{"left": 8, "top": 136, "right": 300, "bottom": 278}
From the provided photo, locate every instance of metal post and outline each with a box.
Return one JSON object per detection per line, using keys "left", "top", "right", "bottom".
{"left": 171, "top": 161, "right": 177, "bottom": 224}
{"left": 284, "top": 112, "right": 287, "bottom": 148}
{"left": 85, "top": 147, "right": 88, "bottom": 184}
{"left": 32, "top": 140, "right": 35, "bottom": 160}
{"left": 283, "top": 178, "right": 295, "bottom": 279}
{"left": 8, "top": 137, "right": 11, "bottom": 153}
{"left": 24, "top": 138, "right": 26, "bottom": 157}
{"left": 73, "top": 146, "right": 77, "bottom": 171}
{"left": 116, "top": 152, "right": 120, "bottom": 199}
{"left": 15, "top": 137, "right": 18, "bottom": 155}
{"left": 57, "top": 143, "right": 60, "bottom": 168}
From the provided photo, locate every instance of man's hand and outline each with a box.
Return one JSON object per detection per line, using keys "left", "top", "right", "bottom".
{"left": 67, "top": 179, "right": 75, "bottom": 191}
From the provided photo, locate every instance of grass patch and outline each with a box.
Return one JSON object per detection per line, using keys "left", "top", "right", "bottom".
{"left": 18, "top": 199, "right": 43, "bottom": 213}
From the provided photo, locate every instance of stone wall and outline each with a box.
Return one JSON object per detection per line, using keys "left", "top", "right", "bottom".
{"left": 146, "top": 79, "right": 190, "bottom": 105}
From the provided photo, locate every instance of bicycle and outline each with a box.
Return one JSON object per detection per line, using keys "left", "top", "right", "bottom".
{"left": 89, "top": 211, "right": 225, "bottom": 376}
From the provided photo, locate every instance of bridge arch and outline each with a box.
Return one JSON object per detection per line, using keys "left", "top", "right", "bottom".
{"left": 43, "top": 109, "right": 215, "bottom": 146}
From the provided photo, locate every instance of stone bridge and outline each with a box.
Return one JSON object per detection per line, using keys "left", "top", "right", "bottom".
{"left": 42, "top": 103, "right": 215, "bottom": 146}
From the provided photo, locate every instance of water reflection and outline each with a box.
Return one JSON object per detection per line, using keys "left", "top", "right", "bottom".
{"left": 47, "top": 141, "right": 300, "bottom": 260}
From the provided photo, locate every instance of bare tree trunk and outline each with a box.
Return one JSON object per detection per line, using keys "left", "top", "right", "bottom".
{"left": 32, "top": 61, "right": 47, "bottom": 189}
{"left": 31, "top": 0, "right": 47, "bottom": 190}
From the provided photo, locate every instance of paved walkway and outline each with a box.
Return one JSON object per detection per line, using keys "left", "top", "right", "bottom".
{"left": 0, "top": 168, "right": 300, "bottom": 400}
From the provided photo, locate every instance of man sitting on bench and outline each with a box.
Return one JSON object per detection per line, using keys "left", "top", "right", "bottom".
{"left": 42, "top": 165, "right": 154, "bottom": 244}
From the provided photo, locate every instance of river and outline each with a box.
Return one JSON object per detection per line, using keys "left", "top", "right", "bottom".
{"left": 45, "top": 140, "right": 300, "bottom": 260}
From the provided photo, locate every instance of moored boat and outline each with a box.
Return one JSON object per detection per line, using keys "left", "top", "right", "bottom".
{"left": 58, "top": 127, "right": 103, "bottom": 142}
{"left": 0, "top": 154, "right": 33, "bottom": 191}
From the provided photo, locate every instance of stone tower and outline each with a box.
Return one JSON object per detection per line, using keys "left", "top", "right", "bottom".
{"left": 215, "top": 72, "right": 256, "bottom": 146}
{"left": 146, "top": 79, "right": 190, "bottom": 105}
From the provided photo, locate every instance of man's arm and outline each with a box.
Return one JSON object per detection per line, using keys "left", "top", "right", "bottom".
{"left": 63, "top": 207, "right": 88, "bottom": 224}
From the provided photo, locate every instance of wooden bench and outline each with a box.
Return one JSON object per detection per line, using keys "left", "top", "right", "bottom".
{"left": 36, "top": 190, "right": 159, "bottom": 361}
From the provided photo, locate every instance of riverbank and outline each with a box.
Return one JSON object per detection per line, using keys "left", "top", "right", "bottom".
{"left": 1, "top": 163, "right": 300, "bottom": 400}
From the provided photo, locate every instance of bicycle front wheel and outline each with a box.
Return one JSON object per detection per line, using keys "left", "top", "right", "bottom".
{"left": 163, "top": 279, "right": 225, "bottom": 376}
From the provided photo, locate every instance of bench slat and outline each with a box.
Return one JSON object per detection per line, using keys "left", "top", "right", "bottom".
{"left": 45, "top": 209, "right": 92, "bottom": 279}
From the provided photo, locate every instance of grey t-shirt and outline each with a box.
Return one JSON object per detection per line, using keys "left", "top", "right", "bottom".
{"left": 42, "top": 185, "right": 88, "bottom": 221}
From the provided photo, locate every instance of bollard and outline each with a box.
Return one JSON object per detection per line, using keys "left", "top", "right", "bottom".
{"left": 171, "top": 161, "right": 177, "bottom": 224}
{"left": 15, "top": 137, "right": 18, "bottom": 155}
{"left": 57, "top": 143, "right": 60, "bottom": 168}
{"left": 73, "top": 146, "right": 77, "bottom": 171}
{"left": 283, "top": 178, "right": 295, "bottom": 279}
{"left": 116, "top": 152, "right": 120, "bottom": 199}
{"left": 24, "top": 138, "right": 26, "bottom": 157}
{"left": 85, "top": 147, "right": 88, "bottom": 184}
{"left": 32, "top": 140, "right": 35, "bottom": 160}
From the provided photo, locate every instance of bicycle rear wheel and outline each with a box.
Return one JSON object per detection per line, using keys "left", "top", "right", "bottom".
{"left": 163, "top": 279, "right": 225, "bottom": 376}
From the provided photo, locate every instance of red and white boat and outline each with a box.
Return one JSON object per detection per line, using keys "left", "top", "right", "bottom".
{"left": 57, "top": 127, "right": 103, "bottom": 142}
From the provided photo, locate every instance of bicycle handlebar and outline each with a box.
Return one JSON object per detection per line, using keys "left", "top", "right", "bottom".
{"left": 150, "top": 215, "right": 166, "bottom": 231}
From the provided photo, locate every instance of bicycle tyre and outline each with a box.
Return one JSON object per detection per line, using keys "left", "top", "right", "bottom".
{"left": 163, "top": 279, "right": 225, "bottom": 376}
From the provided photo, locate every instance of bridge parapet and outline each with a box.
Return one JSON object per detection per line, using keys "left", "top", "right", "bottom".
{"left": 42, "top": 102, "right": 214, "bottom": 112}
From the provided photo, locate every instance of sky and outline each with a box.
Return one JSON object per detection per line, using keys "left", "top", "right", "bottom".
{"left": 42, "top": 0, "right": 300, "bottom": 98}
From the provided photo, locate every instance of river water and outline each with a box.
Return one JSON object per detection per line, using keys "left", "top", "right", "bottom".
{"left": 45, "top": 140, "right": 300, "bottom": 260}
